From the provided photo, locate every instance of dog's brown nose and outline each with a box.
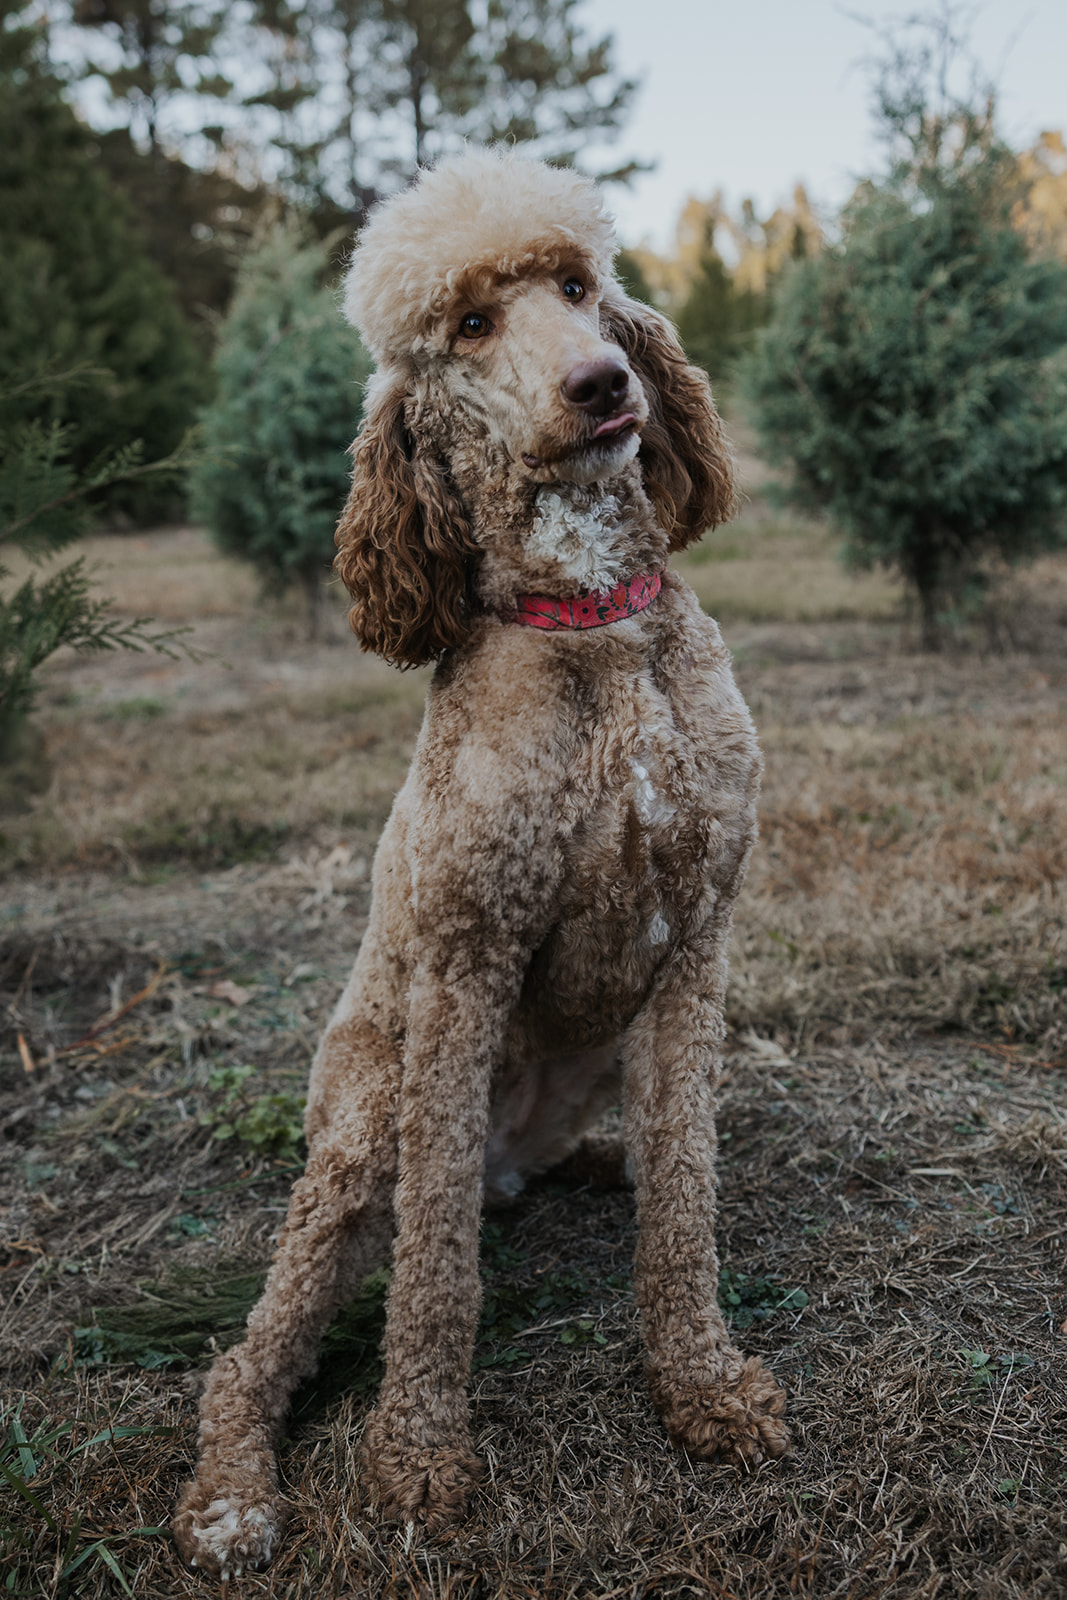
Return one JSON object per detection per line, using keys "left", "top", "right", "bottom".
{"left": 561, "top": 359, "right": 630, "bottom": 415}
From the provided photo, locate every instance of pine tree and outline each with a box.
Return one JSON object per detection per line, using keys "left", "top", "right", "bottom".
{"left": 0, "top": 7, "right": 207, "bottom": 519}
{"left": 238, "top": 0, "right": 637, "bottom": 218}
{"left": 68, "top": 0, "right": 234, "bottom": 154}
{"left": 190, "top": 225, "right": 373, "bottom": 636}
{"left": 292, "top": 0, "right": 379, "bottom": 215}
{"left": 741, "top": 28, "right": 1067, "bottom": 648}
{"left": 237, "top": 0, "right": 348, "bottom": 209}
{"left": 676, "top": 226, "right": 766, "bottom": 382}
{"left": 376, "top": 0, "right": 477, "bottom": 170}
{"left": 392, "top": 0, "right": 638, "bottom": 175}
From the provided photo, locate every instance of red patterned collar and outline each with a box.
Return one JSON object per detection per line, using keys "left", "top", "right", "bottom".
{"left": 500, "top": 570, "right": 662, "bottom": 630}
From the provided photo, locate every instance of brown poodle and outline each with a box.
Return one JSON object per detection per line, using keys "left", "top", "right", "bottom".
{"left": 173, "top": 146, "right": 788, "bottom": 1579}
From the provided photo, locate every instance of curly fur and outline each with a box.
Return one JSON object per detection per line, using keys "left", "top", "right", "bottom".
{"left": 173, "top": 146, "right": 787, "bottom": 1578}
{"left": 342, "top": 147, "right": 617, "bottom": 365}
{"left": 334, "top": 375, "right": 479, "bottom": 667}
{"left": 600, "top": 286, "right": 738, "bottom": 550}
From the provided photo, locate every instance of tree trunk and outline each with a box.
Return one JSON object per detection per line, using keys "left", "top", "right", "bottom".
{"left": 342, "top": 23, "right": 361, "bottom": 214}
{"left": 410, "top": 49, "right": 427, "bottom": 168}
{"left": 918, "top": 580, "right": 942, "bottom": 652}
{"left": 910, "top": 528, "right": 943, "bottom": 652}
{"left": 305, "top": 569, "right": 328, "bottom": 643}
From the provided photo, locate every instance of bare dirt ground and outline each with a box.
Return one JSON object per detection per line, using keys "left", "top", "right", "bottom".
{"left": 2, "top": 497, "right": 1066, "bottom": 1598}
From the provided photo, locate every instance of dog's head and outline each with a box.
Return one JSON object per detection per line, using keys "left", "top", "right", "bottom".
{"left": 336, "top": 147, "right": 735, "bottom": 666}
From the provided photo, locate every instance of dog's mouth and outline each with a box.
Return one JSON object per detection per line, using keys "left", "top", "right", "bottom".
{"left": 522, "top": 413, "right": 639, "bottom": 471}
{"left": 592, "top": 412, "right": 639, "bottom": 441}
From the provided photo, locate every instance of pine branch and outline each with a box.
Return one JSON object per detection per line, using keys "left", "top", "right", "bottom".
{"left": 1, "top": 430, "right": 199, "bottom": 552}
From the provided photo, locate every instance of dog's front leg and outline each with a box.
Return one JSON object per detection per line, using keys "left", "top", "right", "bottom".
{"left": 359, "top": 950, "right": 516, "bottom": 1529}
{"left": 624, "top": 921, "right": 790, "bottom": 1469}
{"left": 172, "top": 1010, "right": 400, "bottom": 1578}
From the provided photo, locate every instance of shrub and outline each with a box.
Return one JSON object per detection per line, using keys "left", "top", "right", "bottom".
{"left": 0, "top": 367, "right": 191, "bottom": 772}
{"left": 741, "top": 63, "right": 1067, "bottom": 648}
{"left": 190, "top": 225, "right": 372, "bottom": 635}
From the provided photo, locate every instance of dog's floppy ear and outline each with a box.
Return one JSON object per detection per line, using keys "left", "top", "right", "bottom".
{"left": 601, "top": 287, "right": 737, "bottom": 552}
{"left": 334, "top": 375, "right": 478, "bottom": 668}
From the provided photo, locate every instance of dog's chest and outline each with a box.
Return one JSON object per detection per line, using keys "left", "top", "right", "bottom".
{"left": 527, "top": 671, "right": 744, "bottom": 1043}
{"left": 561, "top": 707, "right": 708, "bottom": 921}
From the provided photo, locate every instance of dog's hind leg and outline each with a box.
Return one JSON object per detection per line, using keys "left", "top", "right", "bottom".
{"left": 172, "top": 1019, "right": 398, "bottom": 1578}
{"left": 623, "top": 916, "right": 790, "bottom": 1470}
{"left": 483, "top": 1044, "right": 624, "bottom": 1201}
{"left": 548, "top": 1124, "right": 630, "bottom": 1190}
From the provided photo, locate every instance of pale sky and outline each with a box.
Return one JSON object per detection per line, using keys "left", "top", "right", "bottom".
{"left": 577, "top": 0, "right": 1067, "bottom": 250}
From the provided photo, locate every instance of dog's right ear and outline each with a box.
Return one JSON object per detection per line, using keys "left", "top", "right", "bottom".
{"left": 334, "top": 376, "right": 478, "bottom": 668}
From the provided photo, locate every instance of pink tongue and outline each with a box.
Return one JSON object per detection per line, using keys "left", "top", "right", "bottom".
{"left": 594, "top": 413, "right": 636, "bottom": 439}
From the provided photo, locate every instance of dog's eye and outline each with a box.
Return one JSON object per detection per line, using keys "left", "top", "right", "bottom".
{"left": 459, "top": 312, "right": 491, "bottom": 340}
{"left": 562, "top": 278, "right": 585, "bottom": 302}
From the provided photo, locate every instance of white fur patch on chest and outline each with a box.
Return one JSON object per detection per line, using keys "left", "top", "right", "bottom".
{"left": 528, "top": 488, "right": 627, "bottom": 590}
{"left": 629, "top": 758, "right": 676, "bottom": 827}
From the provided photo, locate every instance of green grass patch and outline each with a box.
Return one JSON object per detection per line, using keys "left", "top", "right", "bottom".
{"left": 73, "top": 1265, "right": 389, "bottom": 1422}
{"left": 74, "top": 1268, "right": 267, "bottom": 1370}
{"left": 98, "top": 697, "right": 169, "bottom": 721}
{"left": 124, "top": 809, "right": 290, "bottom": 868}
{"left": 718, "top": 1267, "right": 809, "bottom": 1329}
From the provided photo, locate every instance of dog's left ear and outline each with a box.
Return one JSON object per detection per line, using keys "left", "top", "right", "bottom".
{"left": 601, "top": 286, "right": 737, "bottom": 551}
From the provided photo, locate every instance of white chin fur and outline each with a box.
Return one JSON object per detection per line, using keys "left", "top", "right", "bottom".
{"left": 551, "top": 428, "right": 641, "bottom": 486}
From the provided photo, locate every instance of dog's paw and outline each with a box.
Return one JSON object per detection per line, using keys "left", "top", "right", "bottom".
{"left": 654, "top": 1356, "right": 790, "bottom": 1469}
{"left": 370, "top": 1445, "right": 483, "bottom": 1532}
{"left": 172, "top": 1481, "right": 288, "bottom": 1578}
{"left": 361, "top": 1414, "right": 482, "bottom": 1532}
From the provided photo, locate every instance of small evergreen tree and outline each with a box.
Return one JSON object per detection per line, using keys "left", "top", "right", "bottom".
{"left": 190, "top": 225, "right": 373, "bottom": 636}
{"left": 741, "top": 28, "right": 1067, "bottom": 648}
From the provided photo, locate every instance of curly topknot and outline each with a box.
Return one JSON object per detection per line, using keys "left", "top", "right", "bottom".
{"left": 343, "top": 147, "right": 618, "bottom": 366}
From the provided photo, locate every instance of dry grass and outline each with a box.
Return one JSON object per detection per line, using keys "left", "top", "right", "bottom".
{"left": 3, "top": 526, "right": 262, "bottom": 621}
{"left": 731, "top": 664, "right": 1067, "bottom": 1057}
{"left": 2, "top": 514, "right": 1066, "bottom": 1597}
{"left": 3, "top": 1021, "right": 1065, "bottom": 1598}
{"left": 2, "top": 654, "right": 429, "bottom": 880}
{"left": 0, "top": 565, "right": 429, "bottom": 878}
{"left": 672, "top": 519, "right": 906, "bottom": 626}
